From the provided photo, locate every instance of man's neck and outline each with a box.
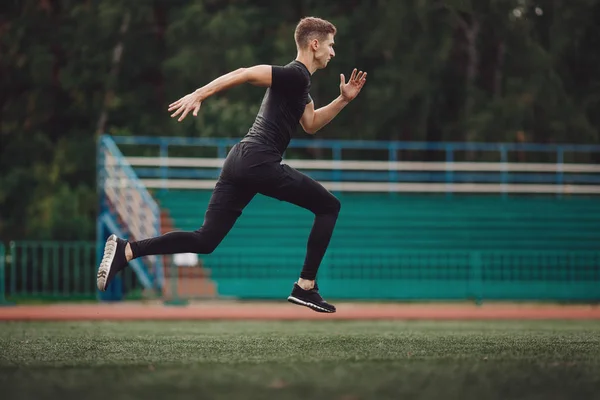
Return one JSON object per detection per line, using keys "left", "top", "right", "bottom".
{"left": 295, "top": 52, "right": 317, "bottom": 75}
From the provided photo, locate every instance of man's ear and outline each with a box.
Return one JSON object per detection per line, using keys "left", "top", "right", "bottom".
{"left": 310, "top": 38, "right": 319, "bottom": 51}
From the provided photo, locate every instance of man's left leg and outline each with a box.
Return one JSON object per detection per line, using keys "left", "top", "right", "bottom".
{"left": 258, "top": 164, "right": 340, "bottom": 313}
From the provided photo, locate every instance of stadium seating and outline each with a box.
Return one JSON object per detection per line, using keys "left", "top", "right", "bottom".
{"left": 152, "top": 190, "right": 600, "bottom": 301}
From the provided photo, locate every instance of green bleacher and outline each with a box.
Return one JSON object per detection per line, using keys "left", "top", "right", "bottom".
{"left": 154, "top": 190, "right": 600, "bottom": 302}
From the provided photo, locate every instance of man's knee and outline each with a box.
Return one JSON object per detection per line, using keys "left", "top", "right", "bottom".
{"left": 319, "top": 194, "right": 340, "bottom": 216}
{"left": 202, "top": 242, "right": 218, "bottom": 254}
{"left": 191, "top": 228, "right": 223, "bottom": 254}
{"left": 331, "top": 196, "right": 341, "bottom": 215}
{"left": 192, "top": 210, "right": 238, "bottom": 254}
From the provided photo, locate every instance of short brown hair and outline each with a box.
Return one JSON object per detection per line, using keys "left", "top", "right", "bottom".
{"left": 294, "top": 17, "right": 337, "bottom": 49}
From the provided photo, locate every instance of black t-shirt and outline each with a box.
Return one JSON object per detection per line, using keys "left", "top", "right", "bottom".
{"left": 241, "top": 60, "right": 312, "bottom": 155}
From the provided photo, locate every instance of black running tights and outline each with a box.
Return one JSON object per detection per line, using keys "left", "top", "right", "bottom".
{"left": 129, "top": 142, "right": 340, "bottom": 281}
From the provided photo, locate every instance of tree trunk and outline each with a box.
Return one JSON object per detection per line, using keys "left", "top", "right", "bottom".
{"left": 95, "top": 11, "right": 131, "bottom": 137}
{"left": 456, "top": 14, "right": 480, "bottom": 159}
{"left": 152, "top": 3, "right": 167, "bottom": 107}
{"left": 493, "top": 41, "right": 505, "bottom": 98}
{"left": 462, "top": 17, "right": 480, "bottom": 135}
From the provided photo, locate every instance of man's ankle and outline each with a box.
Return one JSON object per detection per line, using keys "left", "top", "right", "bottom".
{"left": 297, "top": 278, "right": 314, "bottom": 290}
{"left": 125, "top": 243, "right": 133, "bottom": 262}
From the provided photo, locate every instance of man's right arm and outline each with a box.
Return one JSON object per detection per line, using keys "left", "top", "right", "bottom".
{"left": 169, "top": 65, "right": 272, "bottom": 121}
{"left": 196, "top": 65, "right": 272, "bottom": 99}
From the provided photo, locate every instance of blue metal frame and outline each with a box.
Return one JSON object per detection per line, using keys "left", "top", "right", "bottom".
{"left": 112, "top": 136, "right": 600, "bottom": 197}
{"left": 112, "top": 135, "right": 600, "bottom": 152}
{"left": 96, "top": 135, "right": 164, "bottom": 301}
{"left": 131, "top": 168, "right": 600, "bottom": 185}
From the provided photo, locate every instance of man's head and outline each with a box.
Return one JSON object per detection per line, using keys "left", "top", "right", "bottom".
{"left": 294, "top": 17, "right": 336, "bottom": 69}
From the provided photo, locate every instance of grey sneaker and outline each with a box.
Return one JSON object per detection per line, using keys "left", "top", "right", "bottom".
{"left": 97, "top": 234, "right": 129, "bottom": 291}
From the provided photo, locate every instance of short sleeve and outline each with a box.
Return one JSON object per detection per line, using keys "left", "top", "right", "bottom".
{"left": 271, "top": 65, "right": 306, "bottom": 94}
{"left": 306, "top": 93, "right": 313, "bottom": 105}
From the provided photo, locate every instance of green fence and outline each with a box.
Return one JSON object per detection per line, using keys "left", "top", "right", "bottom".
{"left": 4, "top": 241, "right": 144, "bottom": 302}
{"left": 0, "top": 242, "right": 8, "bottom": 305}
{"left": 154, "top": 191, "right": 600, "bottom": 303}
{"left": 196, "top": 249, "right": 600, "bottom": 302}
{"left": 1, "top": 241, "right": 599, "bottom": 303}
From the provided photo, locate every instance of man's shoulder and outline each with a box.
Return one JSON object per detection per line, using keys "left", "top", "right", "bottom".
{"left": 277, "top": 60, "right": 310, "bottom": 78}
{"left": 271, "top": 61, "right": 311, "bottom": 93}
{"left": 290, "top": 60, "right": 310, "bottom": 76}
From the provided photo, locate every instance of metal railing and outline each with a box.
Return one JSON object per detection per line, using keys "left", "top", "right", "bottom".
{"left": 163, "top": 248, "right": 600, "bottom": 302}
{"left": 0, "top": 242, "right": 8, "bottom": 305}
{"left": 2, "top": 241, "right": 599, "bottom": 302}
{"left": 111, "top": 136, "right": 600, "bottom": 196}
{"left": 6, "top": 241, "right": 97, "bottom": 300}
{"left": 97, "top": 135, "right": 164, "bottom": 296}
{"left": 3, "top": 241, "right": 145, "bottom": 301}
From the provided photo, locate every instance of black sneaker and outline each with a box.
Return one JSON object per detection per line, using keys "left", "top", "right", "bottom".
{"left": 287, "top": 282, "right": 336, "bottom": 313}
{"left": 97, "top": 234, "right": 129, "bottom": 291}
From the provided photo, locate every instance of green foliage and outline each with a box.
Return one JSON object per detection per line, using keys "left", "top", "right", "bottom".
{"left": 1, "top": 0, "right": 599, "bottom": 240}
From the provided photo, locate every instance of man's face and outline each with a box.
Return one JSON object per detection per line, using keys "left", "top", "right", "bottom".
{"left": 314, "top": 33, "right": 335, "bottom": 69}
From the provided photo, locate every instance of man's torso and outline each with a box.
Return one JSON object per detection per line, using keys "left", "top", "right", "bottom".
{"left": 241, "top": 60, "right": 312, "bottom": 155}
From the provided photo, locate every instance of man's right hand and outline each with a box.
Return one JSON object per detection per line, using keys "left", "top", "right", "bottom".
{"left": 168, "top": 90, "right": 203, "bottom": 122}
{"left": 167, "top": 65, "right": 272, "bottom": 123}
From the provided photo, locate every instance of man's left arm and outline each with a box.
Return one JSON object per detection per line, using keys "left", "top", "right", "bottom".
{"left": 300, "top": 97, "right": 348, "bottom": 134}
{"left": 300, "top": 69, "right": 367, "bottom": 135}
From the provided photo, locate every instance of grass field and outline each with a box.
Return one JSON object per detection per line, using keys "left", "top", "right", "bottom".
{"left": 1, "top": 320, "right": 600, "bottom": 400}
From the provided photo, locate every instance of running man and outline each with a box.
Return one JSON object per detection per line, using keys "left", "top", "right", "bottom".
{"left": 97, "top": 16, "right": 367, "bottom": 313}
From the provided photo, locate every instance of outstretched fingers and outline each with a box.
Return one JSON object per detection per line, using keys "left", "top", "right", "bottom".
{"left": 192, "top": 102, "right": 201, "bottom": 116}
{"left": 349, "top": 71, "right": 367, "bottom": 90}
{"left": 355, "top": 70, "right": 367, "bottom": 81}
{"left": 170, "top": 105, "right": 185, "bottom": 119}
{"left": 168, "top": 98, "right": 183, "bottom": 111}
{"left": 349, "top": 68, "right": 357, "bottom": 82}
{"left": 178, "top": 107, "right": 192, "bottom": 122}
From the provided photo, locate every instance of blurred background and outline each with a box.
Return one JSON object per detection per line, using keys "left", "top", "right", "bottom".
{"left": 1, "top": 0, "right": 599, "bottom": 305}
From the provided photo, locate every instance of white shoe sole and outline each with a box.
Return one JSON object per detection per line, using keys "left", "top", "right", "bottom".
{"left": 97, "top": 234, "right": 118, "bottom": 291}
{"left": 287, "top": 296, "right": 335, "bottom": 313}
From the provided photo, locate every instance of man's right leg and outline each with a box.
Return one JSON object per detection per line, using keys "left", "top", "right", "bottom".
{"left": 258, "top": 164, "right": 341, "bottom": 313}
{"left": 97, "top": 179, "right": 255, "bottom": 291}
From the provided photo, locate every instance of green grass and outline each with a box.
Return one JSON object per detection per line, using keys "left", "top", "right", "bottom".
{"left": 1, "top": 321, "right": 600, "bottom": 399}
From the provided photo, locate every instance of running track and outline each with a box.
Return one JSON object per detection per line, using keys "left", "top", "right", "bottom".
{"left": 1, "top": 302, "right": 600, "bottom": 321}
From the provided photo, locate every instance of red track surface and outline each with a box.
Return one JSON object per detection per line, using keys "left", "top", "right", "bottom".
{"left": 1, "top": 301, "right": 600, "bottom": 321}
